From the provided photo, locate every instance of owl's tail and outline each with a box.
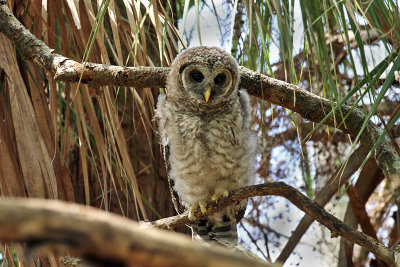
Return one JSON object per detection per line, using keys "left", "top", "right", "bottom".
{"left": 192, "top": 215, "right": 264, "bottom": 262}
{"left": 191, "top": 214, "right": 238, "bottom": 248}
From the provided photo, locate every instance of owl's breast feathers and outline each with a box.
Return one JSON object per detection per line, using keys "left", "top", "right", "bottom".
{"left": 162, "top": 93, "right": 256, "bottom": 210}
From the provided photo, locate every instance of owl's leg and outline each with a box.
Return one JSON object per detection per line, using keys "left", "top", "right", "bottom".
{"left": 212, "top": 188, "right": 229, "bottom": 203}
{"left": 188, "top": 200, "right": 208, "bottom": 221}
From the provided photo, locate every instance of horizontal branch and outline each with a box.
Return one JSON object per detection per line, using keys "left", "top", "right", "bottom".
{"left": 148, "top": 182, "right": 395, "bottom": 266}
{"left": 1, "top": 2, "right": 398, "bottom": 184}
{"left": 0, "top": 198, "right": 273, "bottom": 267}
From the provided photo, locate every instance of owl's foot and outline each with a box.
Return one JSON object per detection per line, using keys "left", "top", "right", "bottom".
{"left": 188, "top": 200, "right": 208, "bottom": 221}
{"left": 212, "top": 189, "right": 229, "bottom": 204}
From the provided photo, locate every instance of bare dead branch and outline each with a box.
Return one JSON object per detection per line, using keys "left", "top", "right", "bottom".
{"left": 273, "top": 28, "right": 382, "bottom": 81}
{"left": 347, "top": 184, "right": 389, "bottom": 267}
{"left": 338, "top": 157, "right": 385, "bottom": 266}
{"left": 0, "top": 198, "right": 273, "bottom": 267}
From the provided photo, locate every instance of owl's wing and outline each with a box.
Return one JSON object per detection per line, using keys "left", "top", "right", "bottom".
{"left": 236, "top": 89, "right": 253, "bottom": 222}
{"left": 155, "top": 94, "right": 185, "bottom": 215}
{"left": 155, "top": 94, "right": 168, "bottom": 147}
{"left": 238, "top": 89, "right": 252, "bottom": 127}
{"left": 227, "top": 90, "right": 252, "bottom": 145}
{"left": 167, "top": 168, "right": 185, "bottom": 214}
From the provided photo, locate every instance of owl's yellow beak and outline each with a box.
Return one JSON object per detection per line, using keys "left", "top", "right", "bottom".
{"left": 204, "top": 87, "right": 211, "bottom": 103}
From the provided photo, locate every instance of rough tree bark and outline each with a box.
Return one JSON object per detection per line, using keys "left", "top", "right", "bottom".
{"left": 0, "top": 198, "right": 275, "bottom": 267}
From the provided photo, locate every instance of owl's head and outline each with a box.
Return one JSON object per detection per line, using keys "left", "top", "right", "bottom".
{"left": 167, "top": 46, "right": 239, "bottom": 104}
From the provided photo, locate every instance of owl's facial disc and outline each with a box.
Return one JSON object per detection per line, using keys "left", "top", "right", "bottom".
{"left": 182, "top": 65, "right": 233, "bottom": 103}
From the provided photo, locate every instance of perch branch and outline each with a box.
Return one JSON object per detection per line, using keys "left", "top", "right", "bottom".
{"left": 0, "top": 183, "right": 395, "bottom": 265}
{"left": 1, "top": 2, "right": 399, "bottom": 183}
{"left": 0, "top": 198, "right": 273, "bottom": 267}
{"left": 146, "top": 182, "right": 395, "bottom": 266}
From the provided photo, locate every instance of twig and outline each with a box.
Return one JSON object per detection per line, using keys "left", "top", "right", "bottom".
{"left": 240, "top": 221, "right": 270, "bottom": 262}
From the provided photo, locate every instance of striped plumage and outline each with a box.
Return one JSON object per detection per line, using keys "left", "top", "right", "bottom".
{"left": 156, "top": 46, "right": 258, "bottom": 247}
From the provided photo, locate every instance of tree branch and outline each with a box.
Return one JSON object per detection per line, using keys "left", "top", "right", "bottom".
{"left": 1, "top": 2, "right": 398, "bottom": 184}
{"left": 0, "top": 198, "right": 273, "bottom": 267}
{"left": 146, "top": 182, "right": 395, "bottom": 266}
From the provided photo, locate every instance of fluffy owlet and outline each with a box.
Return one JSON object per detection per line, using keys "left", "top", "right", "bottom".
{"left": 155, "top": 46, "right": 258, "bottom": 247}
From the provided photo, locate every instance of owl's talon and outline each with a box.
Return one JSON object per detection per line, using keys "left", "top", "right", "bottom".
{"left": 212, "top": 189, "right": 229, "bottom": 203}
{"left": 199, "top": 200, "right": 207, "bottom": 215}
{"left": 188, "top": 204, "right": 198, "bottom": 221}
{"left": 188, "top": 200, "right": 208, "bottom": 220}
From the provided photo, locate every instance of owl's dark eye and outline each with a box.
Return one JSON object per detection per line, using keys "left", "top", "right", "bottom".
{"left": 190, "top": 70, "right": 204, "bottom": 82}
{"left": 214, "top": 73, "right": 226, "bottom": 85}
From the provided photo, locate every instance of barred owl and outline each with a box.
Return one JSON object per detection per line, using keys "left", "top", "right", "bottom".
{"left": 155, "top": 46, "right": 258, "bottom": 247}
